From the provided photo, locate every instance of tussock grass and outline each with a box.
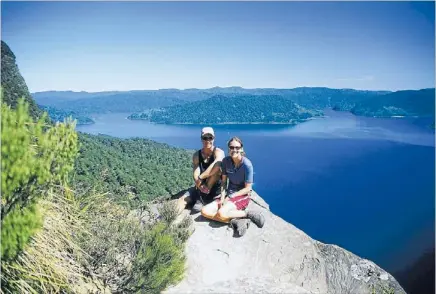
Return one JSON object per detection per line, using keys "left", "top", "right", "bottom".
{"left": 1, "top": 190, "right": 101, "bottom": 294}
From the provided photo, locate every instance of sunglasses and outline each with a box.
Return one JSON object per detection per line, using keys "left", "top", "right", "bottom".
{"left": 202, "top": 136, "right": 214, "bottom": 141}
{"left": 229, "top": 146, "right": 241, "bottom": 150}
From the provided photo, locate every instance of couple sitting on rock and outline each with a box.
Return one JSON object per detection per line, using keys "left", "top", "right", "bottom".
{"left": 178, "top": 127, "right": 265, "bottom": 236}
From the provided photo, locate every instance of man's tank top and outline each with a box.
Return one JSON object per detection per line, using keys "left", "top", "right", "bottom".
{"left": 198, "top": 147, "right": 221, "bottom": 188}
{"left": 199, "top": 147, "right": 216, "bottom": 173}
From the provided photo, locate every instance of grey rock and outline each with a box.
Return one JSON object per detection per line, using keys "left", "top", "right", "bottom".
{"left": 164, "top": 190, "right": 405, "bottom": 294}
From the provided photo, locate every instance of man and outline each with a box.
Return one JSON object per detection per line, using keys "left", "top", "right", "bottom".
{"left": 177, "top": 127, "right": 225, "bottom": 213}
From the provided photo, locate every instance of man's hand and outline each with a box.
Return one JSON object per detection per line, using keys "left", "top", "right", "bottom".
{"left": 195, "top": 178, "right": 202, "bottom": 188}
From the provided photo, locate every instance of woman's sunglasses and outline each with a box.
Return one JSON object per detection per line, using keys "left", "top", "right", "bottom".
{"left": 202, "top": 136, "right": 214, "bottom": 141}
{"left": 229, "top": 146, "right": 241, "bottom": 150}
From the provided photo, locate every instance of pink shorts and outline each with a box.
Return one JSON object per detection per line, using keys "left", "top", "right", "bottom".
{"left": 218, "top": 195, "right": 250, "bottom": 210}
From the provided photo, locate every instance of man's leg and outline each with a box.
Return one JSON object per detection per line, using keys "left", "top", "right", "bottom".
{"left": 176, "top": 187, "right": 197, "bottom": 213}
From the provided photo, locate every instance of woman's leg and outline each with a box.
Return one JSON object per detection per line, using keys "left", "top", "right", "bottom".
{"left": 200, "top": 200, "right": 219, "bottom": 219}
{"left": 219, "top": 196, "right": 265, "bottom": 228}
{"left": 217, "top": 201, "right": 247, "bottom": 221}
{"left": 217, "top": 201, "right": 250, "bottom": 236}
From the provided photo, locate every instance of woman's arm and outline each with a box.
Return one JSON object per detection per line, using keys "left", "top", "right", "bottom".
{"left": 229, "top": 159, "right": 254, "bottom": 198}
{"left": 228, "top": 182, "right": 253, "bottom": 198}
{"left": 220, "top": 174, "right": 228, "bottom": 203}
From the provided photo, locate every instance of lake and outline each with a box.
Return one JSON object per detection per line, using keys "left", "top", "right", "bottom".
{"left": 77, "top": 110, "right": 435, "bottom": 278}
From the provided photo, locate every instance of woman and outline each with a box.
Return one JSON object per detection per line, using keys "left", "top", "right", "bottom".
{"left": 201, "top": 136, "right": 265, "bottom": 234}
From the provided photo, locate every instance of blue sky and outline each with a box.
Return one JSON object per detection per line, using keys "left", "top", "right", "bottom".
{"left": 1, "top": 1, "right": 434, "bottom": 92}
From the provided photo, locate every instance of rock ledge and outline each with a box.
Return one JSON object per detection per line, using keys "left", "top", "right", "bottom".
{"left": 164, "top": 191, "right": 405, "bottom": 294}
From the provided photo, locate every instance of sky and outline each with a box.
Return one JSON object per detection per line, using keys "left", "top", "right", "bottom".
{"left": 1, "top": 1, "right": 435, "bottom": 92}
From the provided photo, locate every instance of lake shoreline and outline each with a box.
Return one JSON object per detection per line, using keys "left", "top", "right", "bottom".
{"left": 126, "top": 116, "right": 325, "bottom": 125}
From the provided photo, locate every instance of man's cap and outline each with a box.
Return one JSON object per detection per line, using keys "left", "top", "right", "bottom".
{"left": 201, "top": 127, "right": 215, "bottom": 137}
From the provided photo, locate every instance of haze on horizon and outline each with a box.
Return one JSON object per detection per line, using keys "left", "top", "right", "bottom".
{"left": 1, "top": 1, "right": 434, "bottom": 93}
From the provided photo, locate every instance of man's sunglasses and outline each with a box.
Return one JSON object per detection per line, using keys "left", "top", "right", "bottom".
{"left": 202, "top": 136, "right": 214, "bottom": 141}
{"left": 229, "top": 146, "right": 241, "bottom": 150}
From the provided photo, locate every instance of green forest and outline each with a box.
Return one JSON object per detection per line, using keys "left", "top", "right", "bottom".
{"left": 73, "top": 133, "right": 193, "bottom": 202}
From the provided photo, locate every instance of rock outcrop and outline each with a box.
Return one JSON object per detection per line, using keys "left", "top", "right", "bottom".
{"left": 163, "top": 191, "right": 405, "bottom": 294}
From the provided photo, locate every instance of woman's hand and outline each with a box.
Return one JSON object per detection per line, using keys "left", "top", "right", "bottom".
{"left": 222, "top": 197, "right": 228, "bottom": 206}
{"left": 220, "top": 190, "right": 227, "bottom": 206}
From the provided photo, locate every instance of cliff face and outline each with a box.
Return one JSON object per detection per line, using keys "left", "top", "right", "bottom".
{"left": 163, "top": 191, "right": 405, "bottom": 294}
{"left": 1, "top": 41, "right": 42, "bottom": 120}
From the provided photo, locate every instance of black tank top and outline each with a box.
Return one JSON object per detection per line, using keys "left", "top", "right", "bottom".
{"left": 199, "top": 147, "right": 216, "bottom": 173}
{"left": 198, "top": 147, "right": 221, "bottom": 188}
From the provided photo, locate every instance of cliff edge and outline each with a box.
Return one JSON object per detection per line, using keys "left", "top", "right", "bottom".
{"left": 163, "top": 190, "right": 405, "bottom": 294}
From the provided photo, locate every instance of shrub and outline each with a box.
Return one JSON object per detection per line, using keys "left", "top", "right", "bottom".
{"left": 1, "top": 97, "right": 79, "bottom": 261}
{"left": 122, "top": 222, "right": 186, "bottom": 294}
{"left": 76, "top": 192, "right": 190, "bottom": 293}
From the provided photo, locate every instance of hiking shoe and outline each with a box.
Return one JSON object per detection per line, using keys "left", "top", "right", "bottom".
{"left": 230, "top": 218, "right": 250, "bottom": 237}
{"left": 192, "top": 200, "right": 204, "bottom": 213}
{"left": 247, "top": 211, "right": 265, "bottom": 228}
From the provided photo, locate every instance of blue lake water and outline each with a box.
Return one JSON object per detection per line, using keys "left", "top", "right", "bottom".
{"left": 76, "top": 110, "right": 435, "bottom": 276}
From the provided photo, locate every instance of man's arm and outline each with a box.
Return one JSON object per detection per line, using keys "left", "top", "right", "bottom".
{"left": 192, "top": 151, "right": 202, "bottom": 188}
{"left": 228, "top": 182, "right": 253, "bottom": 198}
{"left": 198, "top": 148, "right": 225, "bottom": 180}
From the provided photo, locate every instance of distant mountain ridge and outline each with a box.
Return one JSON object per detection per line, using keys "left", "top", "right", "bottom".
{"left": 32, "top": 87, "right": 390, "bottom": 117}
{"left": 351, "top": 88, "right": 435, "bottom": 118}
{"left": 34, "top": 87, "right": 434, "bottom": 125}
{"left": 33, "top": 91, "right": 188, "bottom": 114}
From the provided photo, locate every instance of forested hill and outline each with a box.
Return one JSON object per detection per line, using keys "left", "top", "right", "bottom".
{"left": 73, "top": 133, "right": 193, "bottom": 202}
{"left": 351, "top": 88, "right": 436, "bottom": 118}
{"left": 1, "top": 41, "right": 42, "bottom": 119}
{"left": 39, "top": 105, "right": 95, "bottom": 125}
{"left": 129, "top": 95, "right": 323, "bottom": 124}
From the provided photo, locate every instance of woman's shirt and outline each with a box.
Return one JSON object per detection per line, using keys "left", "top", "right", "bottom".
{"left": 221, "top": 156, "right": 254, "bottom": 193}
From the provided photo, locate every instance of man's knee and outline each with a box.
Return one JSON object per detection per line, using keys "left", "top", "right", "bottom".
{"left": 178, "top": 195, "right": 190, "bottom": 204}
{"left": 206, "top": 173, "right": 219, "bottom": 185}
